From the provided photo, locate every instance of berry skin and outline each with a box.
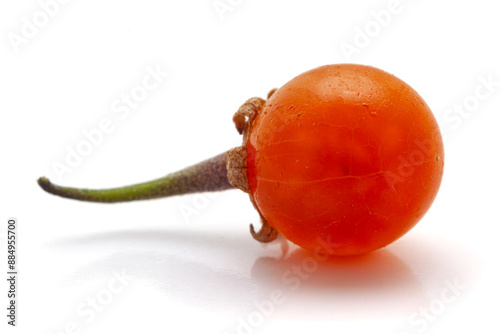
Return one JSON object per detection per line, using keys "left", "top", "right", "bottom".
{"left": 246, "top": 64, "right": 444, "bottom": 256}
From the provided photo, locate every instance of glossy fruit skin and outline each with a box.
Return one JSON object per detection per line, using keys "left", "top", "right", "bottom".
{"left": 247, "top": 64, "right": 444, "bottom": 256}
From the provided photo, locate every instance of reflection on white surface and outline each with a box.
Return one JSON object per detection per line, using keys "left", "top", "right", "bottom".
{"left": 38, "top": 227, "right": 477, "bottom": 333}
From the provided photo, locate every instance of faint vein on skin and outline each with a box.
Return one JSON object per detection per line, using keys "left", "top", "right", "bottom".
{"left": 263, "top": 139, "right": 306, "bottom": 149}
{"left": 302, "top": 209, "right": 335, "bottom": 222}
{"left": 257, "top": 170, "right": 387, "bottom": 184}
{"left": 257, "top": 159, "right": 435, "bottom": 185}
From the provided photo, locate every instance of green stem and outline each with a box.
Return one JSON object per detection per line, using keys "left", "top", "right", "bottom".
{"left": 37, "top": 152, "right": 233, "bottom": 203}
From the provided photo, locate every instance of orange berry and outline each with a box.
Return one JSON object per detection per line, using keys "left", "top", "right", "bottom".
{"left": 247, "top": 64, "right": 444, "bottom": 255}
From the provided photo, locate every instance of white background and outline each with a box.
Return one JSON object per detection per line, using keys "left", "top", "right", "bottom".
{"left": 1, "top": 0, "right": 500, "bottom": 333}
